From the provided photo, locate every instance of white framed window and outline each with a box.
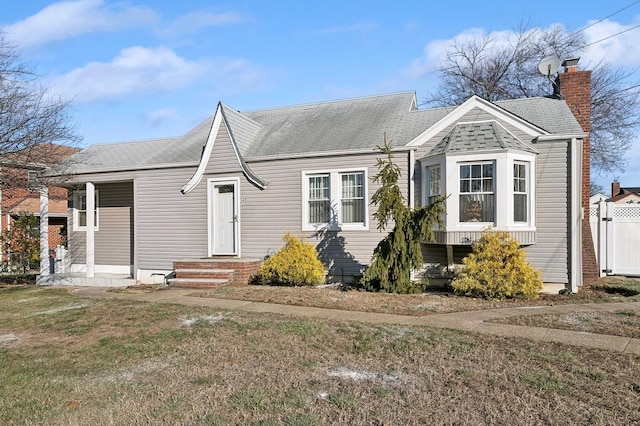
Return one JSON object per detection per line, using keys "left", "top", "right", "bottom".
{"left": 340, "top": 172, "right": 365, "bottom": 223}
{"left": 513, "top": 162, "right": 528, "bottom": 222}
{"left": 303, "top": 169, "right": 368, "bottom": 230}
{"left": 73, "top": 190, "right": 99, "bottom": 231}
{"left": 459, "top": 162, "right": 494, "bottom": 223}
{"left": 427, "top": 165, "right": 441, "bottom": 205}
{"left": 308, "top": 174, "right": 330, "bottom": 225}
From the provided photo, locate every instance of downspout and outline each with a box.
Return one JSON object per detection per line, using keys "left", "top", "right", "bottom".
{"left": 409, "top": 148, "right": 416, "bottom": 281}
{"left": 408, "top": 148, "right": 416, "bottom": 209}
{"left": 570, "top": 137, "right": 583, "bottom": 293}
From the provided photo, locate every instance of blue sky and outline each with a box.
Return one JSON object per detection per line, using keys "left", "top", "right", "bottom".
{"left": 2, "top": 0, "right": 640, "bottom": 192}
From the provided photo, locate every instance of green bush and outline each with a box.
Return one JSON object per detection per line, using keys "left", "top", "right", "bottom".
{"left": 251, "top": 232, "right": 325, "bottom": 286}
{"left": 451, "top": 230, "right": 543, "bottom": 299}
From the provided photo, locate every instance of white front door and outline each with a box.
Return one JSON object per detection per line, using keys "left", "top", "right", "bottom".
{"left": 210, "top": 180, "right": 238, "bottom": 255}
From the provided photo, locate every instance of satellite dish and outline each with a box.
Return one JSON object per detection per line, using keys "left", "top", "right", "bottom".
{"left": 538, "top": 55, "right": 561, "bottom": 77}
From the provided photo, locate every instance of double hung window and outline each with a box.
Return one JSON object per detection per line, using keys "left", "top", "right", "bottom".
{"left": 304, "top": 170, "right": 367, "bottom": 230}
{"left": 427, "top": 165, "right": 441, "bottom": 205}
{"left": 74, "top": 190, "right": 98, "bottom": 230}
{"left": 513, "top": 162, "right": 528, "bottom": 222}
{"left": 459, "top": 162, "right": 494, "bottom": 223}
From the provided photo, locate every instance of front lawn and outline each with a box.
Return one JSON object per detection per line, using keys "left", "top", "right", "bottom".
{"left": 1, "top": 285, "right": 639, "bottom": 425}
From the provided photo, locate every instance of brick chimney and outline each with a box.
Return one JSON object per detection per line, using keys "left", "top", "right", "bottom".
{"left": 611, "top": 180, "right": 621, "bottom": 198}
{"left": 554, "top": 57, "right": 599, "bottom": 284}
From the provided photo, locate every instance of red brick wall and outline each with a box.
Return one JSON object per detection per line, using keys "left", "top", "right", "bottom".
{"left": 557, "top": 68, "right": 599, "bottom": 284}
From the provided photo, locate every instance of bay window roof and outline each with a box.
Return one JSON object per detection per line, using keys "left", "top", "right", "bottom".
{"left": 425, "top": 121, "right": 537, "bottom": 158}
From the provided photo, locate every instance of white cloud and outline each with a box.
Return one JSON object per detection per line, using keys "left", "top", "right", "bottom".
{"left": 582, "top": 18, "right": 640, "bottom": 67}
{"left": 404, "top": 17, "right": 640, "bottom": 80}
{"left": 161, "top": 10, "right": 246, "bottom": 37}
{"left": 51, "top": 45, "right": 266, "bottom": 103}
{"left": 2, "top": 0, "right": 157, "bottom": 49}
{"left": 403, "top": 27, "right": 537, "bottom": 80}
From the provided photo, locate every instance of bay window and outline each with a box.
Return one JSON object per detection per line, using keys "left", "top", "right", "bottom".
{"left": 421, "top": 152, "right": 536, "bottom": 242}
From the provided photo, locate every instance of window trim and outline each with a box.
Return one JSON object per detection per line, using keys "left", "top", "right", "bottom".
{"left": 73, "top": 190, "right": 99, "bottom": 231}
{"left": 421, "top": 150, "right": 536, "bottom": 232}
{"left": 513, "top": 161, "right": 529, "bottom": 223}
{"left": 458, "top": 161, "right": 495, "bottom": 224}
{"left": 302, "top": 168, "right": 369, "bottom": 231}
{"left": 425, "top": 164, "right": 442, "bottom": 205}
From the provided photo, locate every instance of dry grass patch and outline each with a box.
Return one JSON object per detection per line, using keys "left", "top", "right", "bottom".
{"left": 2, "top": 285, "right": 640, "bottom": 425}
{"left": 188, "top": 277, "right": 640, "bottom": 316}
{"left": 491, "top": 309, "right": 640, "bottom": 338}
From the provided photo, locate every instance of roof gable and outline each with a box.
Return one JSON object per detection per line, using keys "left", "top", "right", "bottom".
{"left": 407, "top": 96, "right": 550, "bottom": 147}
{"left": 181, "top": 103, "right": 266, "bottom": 194}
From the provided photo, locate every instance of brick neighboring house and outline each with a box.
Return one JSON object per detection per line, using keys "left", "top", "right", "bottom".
{"left": 0, "top": 144, "right": 78, "bottom": 268}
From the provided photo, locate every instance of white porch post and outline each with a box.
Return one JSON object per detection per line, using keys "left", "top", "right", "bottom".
{"left": 39, "top": 187, "right": 49, "bottom": 277}
{"left": 86, "top": 182, "right": 95, "bottom": 278}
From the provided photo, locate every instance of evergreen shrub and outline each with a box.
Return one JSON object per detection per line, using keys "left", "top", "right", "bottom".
{"left": 251, "top": 232, "right": 325, "bottom": 286}
{"left": 451, "top": 230, "right": 543, "bottom": 299}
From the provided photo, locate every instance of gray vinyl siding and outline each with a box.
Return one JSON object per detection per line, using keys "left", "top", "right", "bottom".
{"left": 240, "top": 151, "right": 412, "bottom": 277}
{"left": 67, "top": 168, "right": 208, "bottom": 271}
{"left": 420, "top": 244, "right": 472, "bottom": 266}
{"left": 69, "top": 182, "right": 133, "bottom": 266}
{"left": 135, "top": 168, "right": 208, "bottom": 269}
{"left": 523, "top": 141, "right": 570, "bottom": 283}
{"left": 204, "top": 122, "right": 243, "bottom": 174}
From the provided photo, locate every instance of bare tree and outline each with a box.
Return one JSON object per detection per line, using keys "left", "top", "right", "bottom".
{"left": 0, "top": 33, "right": 80, "bottom": 188}
{"left": 424, "top": 23, "right": 640, "bottom": 175}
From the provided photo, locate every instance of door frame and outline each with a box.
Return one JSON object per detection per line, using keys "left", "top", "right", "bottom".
{"left": 207, "top": 177, "right": 241, "bottom": 256}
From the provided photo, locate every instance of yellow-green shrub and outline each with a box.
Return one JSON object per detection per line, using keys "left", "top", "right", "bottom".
{"left": 251, "top": 233, "right": 325, "bottom": 286}
{"left": 451, "top": 230, "right": 543, "bottom": 299}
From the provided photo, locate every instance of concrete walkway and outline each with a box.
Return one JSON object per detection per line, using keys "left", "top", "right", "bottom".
{"left": 72, "top": 287, "right": 640, "bottom": 355}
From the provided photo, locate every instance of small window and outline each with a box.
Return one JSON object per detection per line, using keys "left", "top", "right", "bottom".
{"left": 427, "top": 165, "right": 441, "bottom": 205}
{"left": 74, "top": 190, "right": 98, "bottom": 230}
{"left": 340, "top": 172, "right": 364, "bottom": 223}
{"left": 308, "top": 174, "right": 330, "bottom": 225}
{"left": 459, "top": 162, "right": 494, "bottom": 223}
{"left": 514, "top": 162, "right": 528, "bottom": 222}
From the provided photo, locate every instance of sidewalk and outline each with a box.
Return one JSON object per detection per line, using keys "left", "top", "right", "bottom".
{"left": 72, "top": 287, "right": 640, "bottom": 355}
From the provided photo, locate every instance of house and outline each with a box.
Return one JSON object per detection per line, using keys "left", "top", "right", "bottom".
{"left": 42, "top": 60, "right": 598, "bottom": 292}
{"left": 0, "top": 144, "right": 77, "bottom": 270}
{"left": 609, "top": 181, "right": 640, "bottom": 204}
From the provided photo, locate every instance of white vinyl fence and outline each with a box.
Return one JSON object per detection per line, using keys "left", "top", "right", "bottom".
{"left": 590, "top": 202, "right": 640, "bottom": 276}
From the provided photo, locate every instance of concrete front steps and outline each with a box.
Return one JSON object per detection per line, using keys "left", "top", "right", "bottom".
{"left": 168, "top": 258, "right": 261, "bottom": 289}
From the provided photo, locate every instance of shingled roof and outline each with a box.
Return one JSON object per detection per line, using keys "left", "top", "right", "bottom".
{"left": 426, "top": 121, "right": 538, "bottom": 157}
{"left": 59, "top": 91, "right": 584, "bottom": 175}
